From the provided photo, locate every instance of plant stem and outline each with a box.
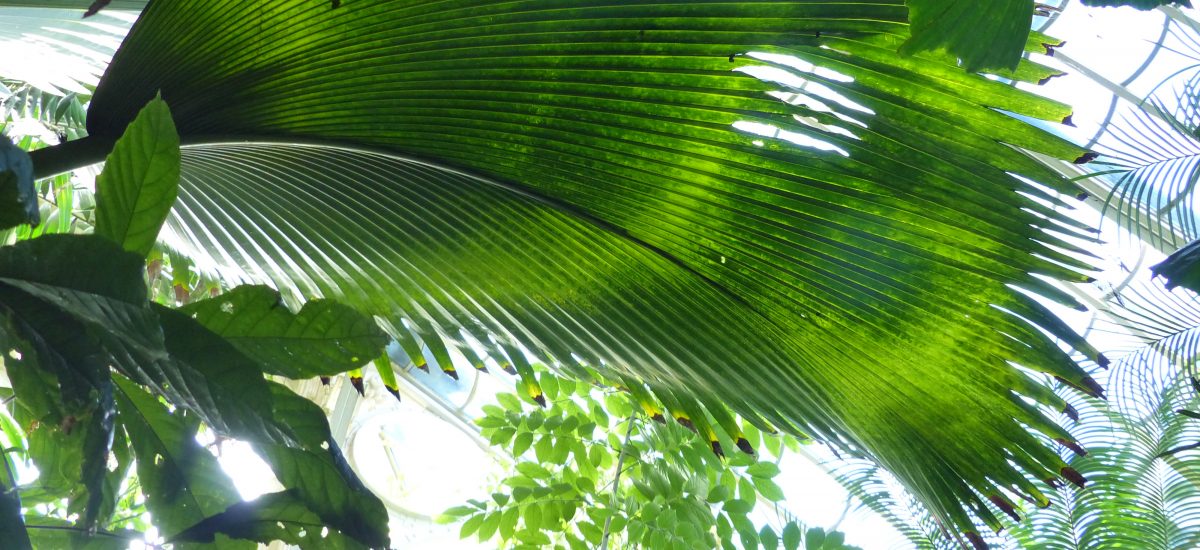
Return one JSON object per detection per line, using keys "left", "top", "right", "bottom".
{"left": 599, "top": 412, "right": 636, "bottom": 550}
{"left": 28, "top": 136, "right": 115, "bottom": 180}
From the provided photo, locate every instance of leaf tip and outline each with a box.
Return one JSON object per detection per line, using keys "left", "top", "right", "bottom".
{"left": 1061, "top": 466, "right": 1087, "bottom": 488}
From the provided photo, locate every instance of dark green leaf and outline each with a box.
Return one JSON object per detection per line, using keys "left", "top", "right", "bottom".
{"left": 25, "top": 516, "right": 139, "bottom": 550}
{"left": 1153, "top": 239, "right": 1200, "bottom": 293}
{"left": 253, "top": 383, "right": 389, "bottom": 549}
{"left": 0, "top": 137, "right": 38, "bottom": 230}
{"left": 94, "top": 95, "right": 180, "bottom": 257}
{"left": 805, "top": 527, "right": 826, "bottom": 550}
{"left": 782, "top": 522, "right": 801, "bottom": 550}
{"left": 172, "top": 490, "right": 364, "bottom": 549}
{"left": 179, "top": 285, "right": 387, "bottom": 379}
{"left": 113, "top": 376, "right": 245, "bottom": 543}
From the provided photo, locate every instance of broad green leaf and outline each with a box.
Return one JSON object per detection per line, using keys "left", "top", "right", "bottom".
{"left": 112, "top": 376, "right": 247, "bottom": 545}
{"left": 724, "top": 499, "right": 753, "bottom": 516}
{"left": 150, "top": 305, "right": 296, "bottom": 446}
{"left": 459, "top": 514, "right": 484, "bottom": 539}
{"left": 257, "top": 382, "right": 388, "bottom": 548}
{"left": 94, "top": 95, "right": 180, "bottom": 258}
{"left": 497, "top": 393, "right": 523, "bottom": 412}
{"left": 805, "top": 527, "right": 826, "bottom": 550}
{"left": 478, "top": 511, "right": 502, "bottom": 541}
{"left": 747, "top": 462, "right": 781, "bottom": 479}
{"left": 179, "top": 285, "right": 388, "bottom": 378}
{"left": 901, "top": 0, "right": 1032, "bottom": 72}
{"left": 71, "top": 0, "right": 1107, "bottom": 534}
{"left": 0, "top": 238, "right": 149, "bottom": 530}
{"left": 0, "top": 137, "right": 38, "bottom": 230}
{"left": 781, "top": 522, "right": 801, "bottom": 550}
{"left": 760, "top": 526, "right": 779, "bottom": 549}
{"left": 500, "top": 507, "right": 519, "bottom": 540}
{"left": 754, "top": 477, "right": 786, "bottom": 502}
{"left": 172, "top": 491, "right": 365, "bottom": 550}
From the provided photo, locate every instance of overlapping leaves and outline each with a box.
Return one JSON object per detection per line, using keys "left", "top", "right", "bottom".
{"left": 60, "top": 0, "right": 1125, "bottom": 538}
{"left": 0, "top": 97, "right": 390, "bottom": 548}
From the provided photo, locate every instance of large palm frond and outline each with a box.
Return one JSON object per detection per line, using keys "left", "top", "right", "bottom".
{"left": 30, "top": 0, "right": 1108, "bottom": 538}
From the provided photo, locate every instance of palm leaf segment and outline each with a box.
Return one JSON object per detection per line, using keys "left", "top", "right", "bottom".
{"left": 77, "top": 0, "right": 1103, "bottom": 537}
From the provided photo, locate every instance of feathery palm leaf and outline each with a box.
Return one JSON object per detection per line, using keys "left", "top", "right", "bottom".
{"left": 0, "top": 7, "right": 133, "bottom": 96}
{"left": 1009, "top": 372, "right": 1200, "bottom": 549}
{"left": 1096, "top": 104, "right": 1200, "bottom": 250}
{"left": 29, "top": 0, "right": 1109, "bottom": 538}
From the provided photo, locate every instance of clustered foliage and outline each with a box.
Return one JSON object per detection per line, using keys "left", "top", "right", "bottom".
{"left": 444, "top": 366, "right": 857, "bottom": 550}
{"left": 1, "top": 1, "right": 1200, "bottom": 549}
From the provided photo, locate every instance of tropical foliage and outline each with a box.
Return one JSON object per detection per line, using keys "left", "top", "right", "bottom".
{"left": 0, "top": 97, "right": 393, "bottom": 548}
{"left": 2, "top": 0, "right": 1200, "bottom": 549}
{"left": 445, "top": 364, "right": 856, "bottom": 550}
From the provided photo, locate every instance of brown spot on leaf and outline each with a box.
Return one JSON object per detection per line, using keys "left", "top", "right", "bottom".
{"left": 711, "top": 441, "right": 725, "bottom": 459}
{"left": 736, "top": 438, "right": 756, "bottom": 455}
{"left": 988, "top": 495, "right": 1020, "bottom": 522}
{"left": 1061, "top": 466, "right": 1087, "bottom": 488}
{"left": 83, "top": 0, "right": 111, "bottom": 18}
{"left": 1056, "top": 438, "right": 1087, "bottom": 457}
{"left": 1073, "top": 151, "right": 1100, "bottom": 164}
{"left": 965, "top": 531, "right": 988, "bottom": 550}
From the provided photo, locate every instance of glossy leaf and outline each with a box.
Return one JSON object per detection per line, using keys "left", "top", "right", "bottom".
{"left": 178, "top": 285, "right": 388, "bottom": 379}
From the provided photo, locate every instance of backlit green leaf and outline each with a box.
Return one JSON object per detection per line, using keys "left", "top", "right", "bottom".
{"left": 93, "top": 95, "right": 180, "bottom": 258}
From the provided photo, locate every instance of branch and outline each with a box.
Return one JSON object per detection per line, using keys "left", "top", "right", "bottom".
{"left": 599, "top": 411, "right": 637, "bottom": 550}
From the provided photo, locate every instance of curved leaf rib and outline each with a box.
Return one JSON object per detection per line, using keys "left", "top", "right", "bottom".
{"left": 86, "top": 0, "right": 1102, "bottom": 536}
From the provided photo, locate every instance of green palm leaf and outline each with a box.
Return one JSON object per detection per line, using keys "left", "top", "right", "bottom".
{"left": 32, "top": 0, "right": 1110, "bottom": 537}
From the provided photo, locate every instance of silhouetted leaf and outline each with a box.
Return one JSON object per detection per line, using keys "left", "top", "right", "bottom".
{"left": 172, "top": 490, "right": 364, "bottom": 550}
